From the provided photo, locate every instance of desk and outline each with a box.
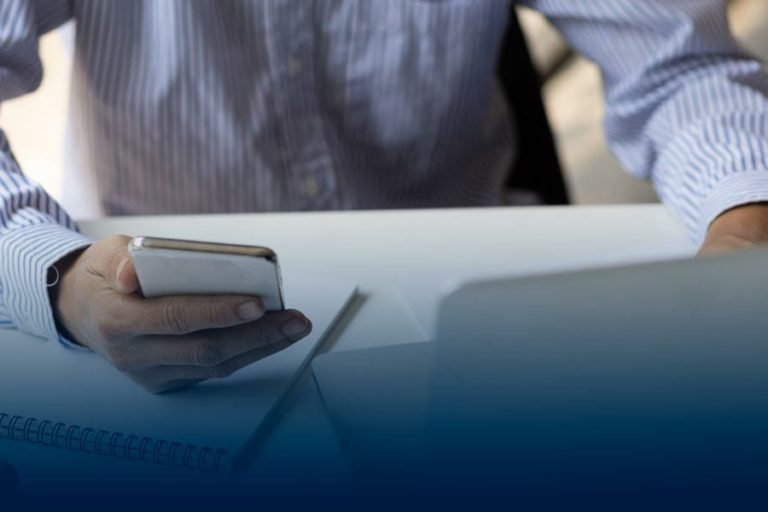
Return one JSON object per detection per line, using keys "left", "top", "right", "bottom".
{"left": 1, "top": 205, "right": 694, "bottom": 498}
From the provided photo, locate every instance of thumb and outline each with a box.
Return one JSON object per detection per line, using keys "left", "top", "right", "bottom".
{"left": 100, "top": 236, "right": 140, "bottom": 294}
{"left": 113, "top": 257, "right": 140, "bottom": 294}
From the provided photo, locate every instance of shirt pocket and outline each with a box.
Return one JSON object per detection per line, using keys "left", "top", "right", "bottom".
{"left": 315, "top": 0, "right": 509, "bottom": 154}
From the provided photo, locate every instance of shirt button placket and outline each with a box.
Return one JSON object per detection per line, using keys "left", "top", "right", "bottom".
{"left": 273, "top": 1, "right": 338, "bottom": 211}
{"left": 286, "top": 56, "right": 303, "bottom": 77}
{"left": 299, "top": 176, "right": 321, "bottom": 201}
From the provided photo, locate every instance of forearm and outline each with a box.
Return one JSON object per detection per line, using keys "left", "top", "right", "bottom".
{"left": 0, "top": 0, "right": 91, "bottom": 340}
{"left": 523, "top": 0, "right": 768, "bottom": 243}
{"left": 0, "top": 133, "right": 92, "bottom": 341}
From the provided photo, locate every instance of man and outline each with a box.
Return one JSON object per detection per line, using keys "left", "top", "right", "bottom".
{"left": 2, "top": 0, "right": 768, "bottom": 392}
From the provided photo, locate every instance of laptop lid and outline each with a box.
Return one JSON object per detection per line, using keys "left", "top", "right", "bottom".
{"left": 426, "top": 248, "right": 768, "bottom": 494}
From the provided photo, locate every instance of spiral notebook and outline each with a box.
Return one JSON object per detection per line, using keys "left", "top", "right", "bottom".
{"left": 0, "top": 273, "right": 356, "bottom": 472}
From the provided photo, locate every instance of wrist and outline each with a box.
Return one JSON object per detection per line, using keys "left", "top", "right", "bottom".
{"left": 707, "top": 204, "right": 768, "bottom": 240}
{"left": 701, "top": 203, "right": 768, "bottom": 254}
{"left": 48, "top": 249, "right": 87, "bottom": 344}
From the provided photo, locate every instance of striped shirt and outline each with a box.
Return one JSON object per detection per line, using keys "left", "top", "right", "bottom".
{"left": 3, "top": 0, "right": 768, "bottom": 344}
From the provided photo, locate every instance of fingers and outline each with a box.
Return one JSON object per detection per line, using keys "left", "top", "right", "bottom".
{"left": 116, "top": 311, "right": 312, "bottom": 394}
{"left": 146, "top": 310, "right": 310, "bottom": 366}
{"left": 134, "top": 340, "right": 298, "bottom": 393}
{"left": 116, "top": 294, "right": 267, "bottom": 336}
{"left": 108, "top": 310, "right": 311, "bottom": 370}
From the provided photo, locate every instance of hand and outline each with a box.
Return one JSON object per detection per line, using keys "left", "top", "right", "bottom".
{"left": 52, "top": 235, "right": 312, "bottom": 393}
{"left": 699, "top": 204, "right": 768, "bottom": 255}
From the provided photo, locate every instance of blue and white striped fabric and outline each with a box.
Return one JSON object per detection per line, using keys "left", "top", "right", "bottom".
{"left": 2, "top": 0, "right": 768, "bottom": 343}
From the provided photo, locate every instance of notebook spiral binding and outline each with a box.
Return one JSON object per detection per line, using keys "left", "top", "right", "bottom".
{"left": 0, "top": 412, "right": 228, "bottom": 472}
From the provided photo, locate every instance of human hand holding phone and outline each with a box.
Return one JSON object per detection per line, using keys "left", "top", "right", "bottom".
{"left": 51, "top": 235, "right": 312, "bottom": 393}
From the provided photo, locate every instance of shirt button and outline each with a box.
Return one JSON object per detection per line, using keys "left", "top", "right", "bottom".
{"left": 287, "top": 56, "right": 303, "bottom": 77}
{"left": 300, "top": 176, "right": 321, "bottom": 198}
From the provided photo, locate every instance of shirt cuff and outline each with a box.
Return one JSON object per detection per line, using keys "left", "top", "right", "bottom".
{"left": 0, "top": 222, "right": 92, "bottom": 346}
{"left": 698, "top": 170, "right": 768, "bottom": 245}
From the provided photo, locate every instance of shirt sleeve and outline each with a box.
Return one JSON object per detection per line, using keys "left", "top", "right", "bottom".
{"left": 521, "top": 0, "right": 768, "bottom": 243}
{"left": 0, "top": 0, "right": 92, "bottom": 344}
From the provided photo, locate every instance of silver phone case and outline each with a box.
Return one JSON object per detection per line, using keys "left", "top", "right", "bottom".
{"left": 128, "top": 237, "right": 285, "bottom": 311}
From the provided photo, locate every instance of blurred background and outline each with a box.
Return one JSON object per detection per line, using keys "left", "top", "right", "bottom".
{"left": 2, "top": 0, "right": 767, "bottom": 219}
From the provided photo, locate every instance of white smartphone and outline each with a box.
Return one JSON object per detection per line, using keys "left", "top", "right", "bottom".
{"left": 128, "top": 237, "right": 285, "bottom": 311}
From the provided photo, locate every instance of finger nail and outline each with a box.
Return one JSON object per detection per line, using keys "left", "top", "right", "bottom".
{"left": 236, "top": 300, "right": 264, "bottom": 321}
{"left": 116, "top": 258, "right": 129, "bottom": 280}
{"left": 281, "top": 315, "right": 309, "bottom": 339}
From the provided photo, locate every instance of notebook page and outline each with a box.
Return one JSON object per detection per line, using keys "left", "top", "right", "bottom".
{"left": 0, "top": 273, "right": 356, "bottom": 462}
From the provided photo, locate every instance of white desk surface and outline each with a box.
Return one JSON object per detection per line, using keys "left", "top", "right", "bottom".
{"left": 80, "top": 204, "right": 694, "bottom": 346}
{"left": 2, "top": 205, "right": 695, "bottom": 492}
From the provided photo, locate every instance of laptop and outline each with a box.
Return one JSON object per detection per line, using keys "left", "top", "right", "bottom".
{"left": 313, "top": 247, "right": 768, "bottom": 503}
